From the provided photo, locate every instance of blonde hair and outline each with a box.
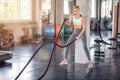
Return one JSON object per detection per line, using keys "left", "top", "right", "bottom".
{"left": 73, "top": 5, "right": 80, "bottom": 10}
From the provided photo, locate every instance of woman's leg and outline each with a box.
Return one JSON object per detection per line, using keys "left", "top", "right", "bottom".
{"left": 80, "top": 32, "right": 91, "bottom": 60}
{"left": 64, "top": 33, "right": 76, "bottom": 58}
{"left": 60, "top": 31, "right": 77, "bottom": 65}
{"left": 80, "top": 32, "right": 93, "bottom": 67}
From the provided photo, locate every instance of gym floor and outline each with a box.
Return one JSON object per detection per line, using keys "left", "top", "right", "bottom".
{"left": 0, "top": 30, "right": 120, "bottom": 80}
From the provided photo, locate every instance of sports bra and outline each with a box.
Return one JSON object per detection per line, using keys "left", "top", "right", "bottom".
{"left": 72, "top": 16, "right": 82, "bottom": 25}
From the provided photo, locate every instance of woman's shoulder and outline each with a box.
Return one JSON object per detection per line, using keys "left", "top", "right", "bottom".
{"left": 81, "top": 16, "right": 85, "bottom": 20}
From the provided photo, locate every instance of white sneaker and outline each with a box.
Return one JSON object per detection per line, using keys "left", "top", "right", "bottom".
{"left": 59, "top": 61, "right": 68, "bottom": 66}
{"left": 88, "top": 63, "right": 93, "bottom": 68}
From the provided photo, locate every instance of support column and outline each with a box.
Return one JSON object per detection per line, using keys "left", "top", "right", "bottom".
{"left": 50, "top": 0, "right": 55, "bottom": 23}
{"left": 75, "top": 0, "right": 91, "bottom": 63}
{"left": 32, "top": 0, "right": 37, "bottom": 22}
{"left": 37, "top": 0, "right": 42, "bottom": 35}
{"left": 96, "top": 0, "right": 99, "bottom": 18}
{"left": 56, "top": 0, "right": 64, "bottom": 25}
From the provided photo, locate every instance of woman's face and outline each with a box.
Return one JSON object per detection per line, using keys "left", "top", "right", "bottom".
{"left": 73, "top": 8, "right": 80, "bottom": 15}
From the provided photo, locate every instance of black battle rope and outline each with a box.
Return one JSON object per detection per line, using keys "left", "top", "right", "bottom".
{"left": 37, "top": 18, "right": 76, "bottom": 80}
{"left": 15, "top": 39, "right": 76, "bottom": 80}
{"left": 37, "top": 40, "right": 76, "bottom": 80}
{"left": 15, "top": 18, "right": 76, "bottom": 80}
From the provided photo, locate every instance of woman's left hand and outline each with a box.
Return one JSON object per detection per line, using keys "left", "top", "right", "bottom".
{"left": 76, "top": 36, "right": 80, "bottom": 40}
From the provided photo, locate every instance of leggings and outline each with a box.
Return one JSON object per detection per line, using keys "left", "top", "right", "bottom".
{"left": 64, "top": 29, "right": 91, "bottom": 60}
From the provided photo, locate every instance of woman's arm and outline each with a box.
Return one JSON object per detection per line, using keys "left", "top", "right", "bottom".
{"left": 69, "top": 14, "right": 73, "bottom": 23}
{"left": 65, "top": 14, "right": 73, "bottom": 25}
{"left": 76, "top": 16, "right": 86, "bottom": 39}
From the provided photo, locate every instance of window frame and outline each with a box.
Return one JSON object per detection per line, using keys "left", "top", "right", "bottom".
{"left": 0, "top": 0, "right": 32, "bottom": 23}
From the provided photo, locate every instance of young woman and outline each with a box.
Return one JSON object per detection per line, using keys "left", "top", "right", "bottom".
{"left": 60, "top": 5, "right": 93, "bottom": 68}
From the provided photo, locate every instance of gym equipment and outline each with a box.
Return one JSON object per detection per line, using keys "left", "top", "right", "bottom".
{"left": 0, "top": 52, "right": 12, "bottom": 63}
{"left": 42, "top": 24, "right": 55, "bottom": 38}
{"left": 108, "top": 38, "right": 117, "bottom": 50}
{"left": 15, "top": 18, "right": 77, "bottom": 80}
{"left": 94, "top": 39, "right": 105, "bottom": 62}
{"left": 64, "top": 24, "right": 73, "bottom": 34}
{"left": 94, "top": 40, "right": 105, "bottom": 56}
{"left": 0, "top": 24, "right": 14, "bottom": 48}
{"left": 0, "top": 24, "right": 13, "bottom": 63}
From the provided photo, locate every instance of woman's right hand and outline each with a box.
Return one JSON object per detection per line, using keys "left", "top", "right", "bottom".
{"left": 65, "top": 21, "right": 70, "bottom": 25}
{"left": 65, "top": 14, "right": 73, "bottom": 25}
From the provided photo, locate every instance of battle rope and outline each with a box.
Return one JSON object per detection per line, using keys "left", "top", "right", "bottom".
{"left": 15, "top": 18, "right": 76, "bottom": 80}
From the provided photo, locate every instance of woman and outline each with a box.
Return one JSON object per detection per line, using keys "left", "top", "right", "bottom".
{"left": 60, "top": 5, "right": 93, "bottom": 68}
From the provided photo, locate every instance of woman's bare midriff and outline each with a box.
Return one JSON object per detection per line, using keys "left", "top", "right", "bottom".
{"left": 74, "top": 25, "right": 82, "bottom": 29}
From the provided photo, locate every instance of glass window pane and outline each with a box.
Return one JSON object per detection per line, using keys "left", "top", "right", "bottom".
{"left": 64, "top": 0, "right": 69, "bottom": 15}
{"left": 0, "top": 0, "right": 5, "bottom": 6}
{"left": 0, "top": 7, "right": 5, "bottom": 21}
{"left": 0, "top": 0, "right": 5, "bottom": 21}
{"left": 20, "top": 0, "right": 31, "bottom": 20}
{"left": 0, "top": 0, "right": 31, "bottom": 21}
{"left": 7, "top": 7, "right": 17, "bottom": 20}
{"left": 91, "top": 0, "right": 96, "bottom": 18}
{"left": 42, "top": 0, "right": 51, "bottom": 14}
{"left": 7, "top": 0, "right": 17, "bottom": 20}
{"left": 101, "top": 1, "right": 105, "bottom": 17}
{"left": 7, "top": 0, "right": 17, "bottom": 7}
{"left": 101, "top": 0, "right": 112, "bottom": 18}
{"left": 0, "top": 0, "right": 5, "bottom": 3}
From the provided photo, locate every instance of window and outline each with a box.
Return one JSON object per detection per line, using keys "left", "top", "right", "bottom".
{"left": 91, "top": 0, "right": 112, "bottom": 18}
{"left": 0, "top": 0, "right": 5, "bottom": 21}
{"left": 42, "top": 0, "right": 51, "bottom": 15}
{"left": 0, "top": 0, "right": 31, "bottom": 22}
{"left": 64, "top": 0, "right": 69, "bottom": 15}
{"left": 91, "top": 0, "right": 96, "bottom": 18}
{"left": 101, "top": 0, "right": 112, "bottom": 18}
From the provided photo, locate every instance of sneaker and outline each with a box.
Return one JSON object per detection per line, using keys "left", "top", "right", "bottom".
{"left": 88, "top": 63, "right": 93, "bottom": 68}
{"left": 59, "top": 60, "right": 68, "bottom": 65}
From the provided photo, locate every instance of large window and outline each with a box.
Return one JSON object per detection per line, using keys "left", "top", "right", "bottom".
{"left": 101, "top": 0, "right": 112, "bottom": 18}
{"left": 0, "top": 0, "right": 31, "bottom": 22}
{"left": 64, "top": 0, "right": 69, "bottom": 15}
{"left": 42, "top": 0, "right": 51, "bottom": 15}
{"left": 91, "top": 0, "right": 112, "bottom": 18}
{"left": 91, "top": 0, "right": 96, "bottom": 18}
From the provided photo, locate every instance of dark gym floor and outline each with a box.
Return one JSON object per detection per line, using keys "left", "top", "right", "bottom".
{"left": 0, "top": 30, "right": 120, "bottom": 80}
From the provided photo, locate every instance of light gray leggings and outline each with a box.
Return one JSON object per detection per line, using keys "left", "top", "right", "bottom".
{"left": 64, "top": 29, "right": 91, "bottom": 60}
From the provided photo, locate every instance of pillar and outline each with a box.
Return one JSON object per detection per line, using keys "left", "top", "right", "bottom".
{"left": 50, "top": 0, "right": 55, "bottom": 23}
{"left": 56, "top": 0, "right": 64, "bottom": 25}
{"left": 75, "top": 0, "right": 91, "bottom": 63}
{"left": 36, "top": 0, "right": 42, "bottom": 35}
